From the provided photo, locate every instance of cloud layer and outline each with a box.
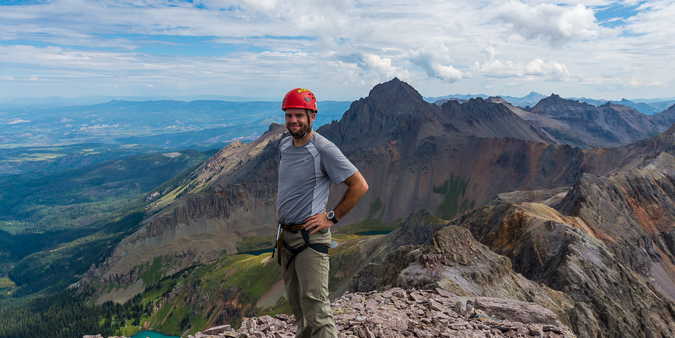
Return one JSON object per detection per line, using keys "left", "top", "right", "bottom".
{"left": 495, "top": 1, "right": 599, "bottom": 47}
{"left": 0, "top": 0, "right": 673, "bottom": 101}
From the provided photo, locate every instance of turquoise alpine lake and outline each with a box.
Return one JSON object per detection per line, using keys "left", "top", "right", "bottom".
{"left": 129, "top": 331, "right": 179, "bottom": 338}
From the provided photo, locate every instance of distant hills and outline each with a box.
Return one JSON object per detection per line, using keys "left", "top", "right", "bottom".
{"left": 513, "top": 94, "right": 675, "bottom": 148}
{"left": 0, "top": 100, "right": 351, "bottom": 149}
{"left": 428, "top": 92, "right": 675, "bottom": 115}
{"left": 427, "top": 91, "right": 547, "bottom": 108}
{"left": 0, "top": 94, "right": 280, "bottom": 108}
{"left": 0, "top": 100, "right": 351, "bottom": 176}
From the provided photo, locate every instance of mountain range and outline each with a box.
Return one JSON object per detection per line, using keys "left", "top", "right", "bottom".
{"left": 4, "top": 78, "right": 675, "bottom": 337}
{"left": 429, "top": 92, "right": 675, "bottom": 115}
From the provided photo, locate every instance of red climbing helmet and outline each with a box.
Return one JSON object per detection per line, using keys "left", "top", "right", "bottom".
{"left": 282, "top": 88, "right": 318, "bottom": 112}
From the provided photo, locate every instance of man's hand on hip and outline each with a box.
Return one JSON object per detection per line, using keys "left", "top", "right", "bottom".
{"left": 304, "top": 213, "right": 333, "bottom": 234}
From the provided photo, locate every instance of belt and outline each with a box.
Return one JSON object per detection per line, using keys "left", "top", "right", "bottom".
{"left": 280, "top": 222, "right": 305, "bottom": 232}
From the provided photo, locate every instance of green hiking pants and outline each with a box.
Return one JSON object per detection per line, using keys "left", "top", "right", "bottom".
{"left": 281, "top": 229, "right": 336, "bottom": 338}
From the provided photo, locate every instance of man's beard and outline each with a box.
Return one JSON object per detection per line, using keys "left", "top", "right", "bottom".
{"left": 287, "top": 123, "right": 311, "bottom": 139}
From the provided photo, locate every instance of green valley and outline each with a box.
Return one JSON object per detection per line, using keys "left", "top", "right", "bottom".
{"left": 0, "top": 223, "right": 396, "bottom": 338}
{"left": 0, "top": 149, "right": 216, "bottom": 301}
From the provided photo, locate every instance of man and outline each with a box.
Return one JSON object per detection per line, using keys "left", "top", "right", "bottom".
{"left": 276, "top": 88, "right": 368, "bottom": 338}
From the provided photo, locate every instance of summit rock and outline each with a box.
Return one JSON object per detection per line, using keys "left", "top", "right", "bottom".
{"left": 189, "top": 288, "right": 574, "bottom": 338}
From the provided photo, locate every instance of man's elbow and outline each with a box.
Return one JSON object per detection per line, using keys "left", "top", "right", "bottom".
{"left": 346, "top": 171, "right": 368, "bottom": 197}
{"left": 358, "top": 176, "right": 369, "bottom": 196}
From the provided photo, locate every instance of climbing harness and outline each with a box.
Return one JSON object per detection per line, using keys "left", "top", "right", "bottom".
{"left": 273, "top": 222, "right": 329, "bottom": 268}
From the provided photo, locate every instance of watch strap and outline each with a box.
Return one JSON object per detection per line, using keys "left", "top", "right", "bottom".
{"left": 327, "top": 210, "right": 339, "bottom": 224}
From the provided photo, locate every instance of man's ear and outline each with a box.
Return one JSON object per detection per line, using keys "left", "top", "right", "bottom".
{"left": 309, "top": 110, "right": 317, "bottom": 122}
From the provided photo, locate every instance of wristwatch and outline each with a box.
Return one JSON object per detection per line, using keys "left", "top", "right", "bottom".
{"left": 326, "top": 210, "right": 339, "bottom": 224}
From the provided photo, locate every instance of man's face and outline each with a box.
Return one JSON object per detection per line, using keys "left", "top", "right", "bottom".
{"left": 285, "top": 108, "right": 315, "bottom": 138}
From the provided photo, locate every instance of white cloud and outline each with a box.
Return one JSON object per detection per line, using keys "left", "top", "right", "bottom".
{"left": 629, "top": 78, "right": 665, "bottom": 88}
{"left": 473, "top": 58, "right": 574, "bottom": 80}
{"left": 0, "top": 45, "right": 140, "bottom": 72}
{"left": 409, "top": 45, "right": 462, "bottom": 82}
{"left": 627, "top": 0, "right": 675, "bottom": 38}
{"left": 495, "top": 1, "right": 599, "bottom": 47}
{"left": 362, "top": 54, "right": 404, "bottom": 80}
{"left": 525, "top": 59, "right": 572, "bottom": 78}
{"left": 331, "top": 53, "right": 409, "bottom": 86}
{"left": 332, "top": 60, "right": 367, "bottom": 86}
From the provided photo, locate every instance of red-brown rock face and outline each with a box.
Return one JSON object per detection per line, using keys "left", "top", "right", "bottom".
{"left": 450, "top": 152, "right": 675, "bottom": 337}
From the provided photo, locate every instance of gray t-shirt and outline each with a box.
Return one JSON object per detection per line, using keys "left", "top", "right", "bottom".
{"left": 277, "top": 132, "right": 358, "bottom": 225}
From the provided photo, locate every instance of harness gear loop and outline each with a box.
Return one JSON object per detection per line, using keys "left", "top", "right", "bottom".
{"left": 276, "top": 222, "right": 329, "bottom": 268}
{"left": 272, "top": 223, "right": 281, "bottom": 261}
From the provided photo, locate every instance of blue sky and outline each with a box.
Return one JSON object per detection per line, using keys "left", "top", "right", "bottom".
{"left": 0, "top": 0, "right": 673, "bottom": 102}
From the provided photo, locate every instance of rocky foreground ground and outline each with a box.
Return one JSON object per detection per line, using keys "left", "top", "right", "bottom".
{"left": 189, "top": 287, "right": 575, "bottom": 338}
{"left": 84, "top": 287, "right": 575, "bottom": 338}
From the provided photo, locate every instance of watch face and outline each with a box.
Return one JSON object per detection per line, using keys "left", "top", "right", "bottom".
{"left": 327, "top": 211, "right": 335, "bottom": 219}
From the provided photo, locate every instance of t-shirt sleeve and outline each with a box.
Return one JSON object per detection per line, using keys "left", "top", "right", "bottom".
{"left": 320, "top": 143, "right": 358, "bottom": 185}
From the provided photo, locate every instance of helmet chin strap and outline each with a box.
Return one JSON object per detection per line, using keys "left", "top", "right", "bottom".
{"left": 293, "top": 127, "right": 312, "bottom": 140}
{"left": 292, "top": 109, "right": 314, "bottom": 140}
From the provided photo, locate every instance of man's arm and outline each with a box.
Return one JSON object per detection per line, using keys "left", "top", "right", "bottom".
{"left": 304, "top": 171, "right": 368, "bottom": 234}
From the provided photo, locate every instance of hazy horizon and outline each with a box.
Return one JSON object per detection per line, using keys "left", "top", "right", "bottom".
{"left": 1, "top": 91, "right": 674, "bottom": 107}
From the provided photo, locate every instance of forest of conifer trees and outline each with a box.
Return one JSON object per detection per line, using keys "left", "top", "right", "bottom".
{"left": 0, "top": 291, "right": 152, "bottom": 338}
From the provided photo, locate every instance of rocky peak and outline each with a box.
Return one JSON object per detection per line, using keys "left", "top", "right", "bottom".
{"left": 267, "top": 122, "right": 283, "bottom": 131}
{"left": 317, "top": 78, "right": 442, "bottom": 151}
{"left": 366, "top": 77, "right": 427, "bottom": 108}
{"left": 351, "top": 213, "right": 572, "bottom": 322}
{"left": 524, "top": 91, "right": 546, "bottom": 100}
{"left": 597, "top": 101, "right": 640, "bottom": 114}
{"left": 168, "top": 122, "right": 286, "bottom": 197}
{"left": 486, "top": 96, "right": 509, "bottom": 105}
{"left": 438, "top": 97, "right": 554, "bottom": 143}
{"left": 530, "top": 94, "right": 594, "bottom": 116}
{"left": 461, "top": 97, "right": 514, "bottom": 119}
{"left": 543, "top": 94, "right": 564, "bottom": 104}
